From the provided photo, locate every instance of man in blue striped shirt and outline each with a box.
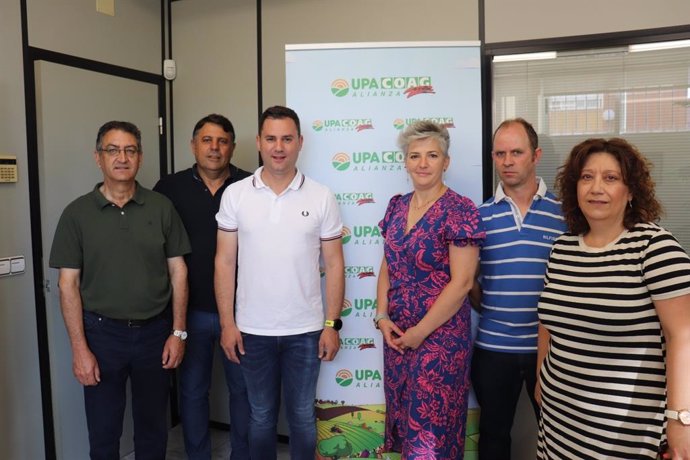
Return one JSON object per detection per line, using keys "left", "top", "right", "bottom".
{"left": 470, "top": 118, "right": 566, "bottom": 460}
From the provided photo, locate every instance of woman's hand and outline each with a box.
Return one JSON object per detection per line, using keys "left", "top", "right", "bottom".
{"left": 665, "top": 419, "right": 690, "bottom": 459}
{"left": 534, "top": 377, "right": 542, "bottom": 407}
{"left": 378, "top": 318, "right": 405, "bottom": 354}
{"left": 392, "top": 325, "right": 426, "bottom": 352}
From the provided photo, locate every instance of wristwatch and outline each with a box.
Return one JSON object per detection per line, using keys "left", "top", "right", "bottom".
{"left": 373, "top": 313, "right": 389, "bottom": 329}
{"left": 665, "top": 409, "right": 690, "bottom": 426}
{"left": 324, "top": 319, "right": 343, "bottom": 331}
{"left": 172, "top": 329, "right": 188, "bottom": 341}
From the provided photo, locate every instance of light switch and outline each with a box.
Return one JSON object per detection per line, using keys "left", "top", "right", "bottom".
{"left": 0, "top": 258, "right": 9, "bottom": 276}
{"left": 10, "top": 256, "right": 25, "bottom": 274}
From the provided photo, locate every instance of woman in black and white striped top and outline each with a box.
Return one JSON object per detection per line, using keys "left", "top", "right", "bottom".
{"left": 536, "top": 138, "right": 690, "bottom": 459}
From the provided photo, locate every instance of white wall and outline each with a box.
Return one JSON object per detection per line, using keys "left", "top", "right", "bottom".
{"left": 0, "top": 0, "right": 44, "bottom": 458}
{"left": 171, "top": 0, "right": 260, "bottom": 174}
{"left": 486, "top": 0, "right": 690, "bottom": 43}
{"left": 27, "top": 0, "right": 162, "bottom": 73}
{"left": 261, "top": 0, "right": 479, "bottom": 107}
{"left": 0, "top": 0, "right": 163, "bottom": 457}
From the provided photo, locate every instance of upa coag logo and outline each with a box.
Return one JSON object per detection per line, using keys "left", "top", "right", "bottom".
{"left": 335, "top": 369, "right": 354, "bottom": 387}
{"left": 340, "top": 337, "right": 376, "bottom": 351}
{"left": 341, "top": 299, "right": 353, "bottom": 317}
{"left": 354, "top": 298, "right": 377, "bottom": 318}
{"left": 335, "top": 369, "right": 383, "bottom": 388}
{"left": 313, "top": 118, "right": 374, "bottom": 133}
{"left": 332, "top": 76, "right": 435, "bottom": 98}
{"left": 341, "top": 298, "right": 377, "bottom": 318}
{"left": 331, "top": 79, "right": 350, "bottom": 97}
{"left": 344, "top": 266, "right": 376, "bottom": 279}
{"left": 341, "top": 226, "right": 352, "bottom": 245}
{"left": 393, "top": 116, "right": 457, "bottom": 130}
{"left": 332, "top": 153, "right": 351, "bottom": 171}
{"left": 335, "top": 192, "right": 375, "bottom": 206}
{"left": 349, "top": 225, "right": 383, "bottom": 246}
{"left": 332, "top": 151, "right": 404, "bottom": 173}
{"left": 351, "top": 150, "right": 405, "bottom": 173}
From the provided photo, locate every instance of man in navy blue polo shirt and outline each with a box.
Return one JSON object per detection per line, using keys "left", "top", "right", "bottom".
{"left": 155, "top": 114, "right": 252, "bottom": 460}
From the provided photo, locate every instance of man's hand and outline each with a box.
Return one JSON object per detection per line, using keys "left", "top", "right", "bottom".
{"left": 319, "top": 327, "right": 340, "bottom": 361}
{"left": 161, "top": 334, "right": 185, "bottom": 369}
{"left": 73, "top": 345, "right": 100, "bottom": 386}
{"left": 220, "top": 323, "right": 244, "bottom": 364}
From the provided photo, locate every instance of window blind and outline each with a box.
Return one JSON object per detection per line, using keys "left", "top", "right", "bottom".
{"left": 493, "top": 44, "right": 690, "bottom": 247}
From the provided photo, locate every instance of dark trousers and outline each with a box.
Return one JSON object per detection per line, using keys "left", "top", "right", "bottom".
{"left": 83, "top": 310, "right": 171, "bottom": 460}
{"left": 240, "top": 331, "right": 322, "bottom": 460}
{"left": 179, "top": 309, "right": 250, "bottom": 460}
{"left": 471, "top": 347, "right": 539, "bottom": 460}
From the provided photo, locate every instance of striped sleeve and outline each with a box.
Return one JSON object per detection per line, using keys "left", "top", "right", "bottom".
{"left": 643, "top": 229, "right": 690, "bottom": 300}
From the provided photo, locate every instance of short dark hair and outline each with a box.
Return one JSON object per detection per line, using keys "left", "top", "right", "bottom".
{"left": 96, "top": 121, "right": 142, "bottom": 152}
{"left": 259, "top": 106, "right": 301, "bottom": 136}
{"left": 556, "top": 137, "right": 662, "bottom": 235}
{"left": 493, "top": 118, "right": 539, "bottom": 153}
{"left": 192, "top": 114, "right": 235, "bottom": 142}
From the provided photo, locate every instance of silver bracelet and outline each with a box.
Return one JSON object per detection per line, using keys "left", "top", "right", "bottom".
{"left": 373, "top": 312, "right": 390, "bottom": 329}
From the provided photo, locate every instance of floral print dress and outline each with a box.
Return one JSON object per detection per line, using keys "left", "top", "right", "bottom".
{"left": 379, "top": 189, "right": 484, "bottom": 459}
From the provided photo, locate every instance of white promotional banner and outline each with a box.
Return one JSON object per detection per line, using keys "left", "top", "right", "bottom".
{"left": 286, "top": 42, "right": 482, "bottom": 459}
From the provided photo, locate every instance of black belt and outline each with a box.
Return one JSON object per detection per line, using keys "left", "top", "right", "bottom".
{"left": 88, "top": 310, "right": 168, "bottom": 328}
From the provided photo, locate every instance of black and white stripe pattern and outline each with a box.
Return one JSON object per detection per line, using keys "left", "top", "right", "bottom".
{"left": 536, "top": 222, "right": 690, "bottom": 459}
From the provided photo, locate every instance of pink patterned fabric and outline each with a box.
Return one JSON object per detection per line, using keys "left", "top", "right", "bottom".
{"left": 379, "top": 189, "right": 484, "bottom": 459}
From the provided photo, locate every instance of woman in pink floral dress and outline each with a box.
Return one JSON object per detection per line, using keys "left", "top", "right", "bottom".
{"left": 375, "top": 121, "right": 485, "bottom": 459}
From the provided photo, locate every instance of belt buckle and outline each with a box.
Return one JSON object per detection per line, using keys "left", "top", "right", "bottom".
{"left": 127, "top": 319, "right": 142, "bottom": 328}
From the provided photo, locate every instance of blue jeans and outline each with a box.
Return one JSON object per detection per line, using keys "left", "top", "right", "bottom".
{"left": 240, "top": 331, "right": 322, "bottom": 460}
{"left": 471, "top": 347, "right": 540, "bottom": 460}
{"left": 180, "top": 309, "right": 250, "bottom": 460}
{"left": 82, "top": 310, "right": 171, "bottom": 460}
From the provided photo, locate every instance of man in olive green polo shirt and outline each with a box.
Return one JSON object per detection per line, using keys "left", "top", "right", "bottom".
{"left": 49, "top": 120, "right": 191, "bottom": 460}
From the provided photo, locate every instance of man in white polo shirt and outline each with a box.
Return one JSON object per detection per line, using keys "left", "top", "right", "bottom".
{"left": 215, "top": 105, "right": 345, "bottom": 460}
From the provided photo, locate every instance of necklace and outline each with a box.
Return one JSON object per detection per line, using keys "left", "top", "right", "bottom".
{"left": 412, "top": 186, "right": 446, "bottom": 210}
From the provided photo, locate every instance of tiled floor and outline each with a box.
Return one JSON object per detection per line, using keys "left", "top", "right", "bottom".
{"left": 121, "top": 424, "right": 290, "bottom": 459}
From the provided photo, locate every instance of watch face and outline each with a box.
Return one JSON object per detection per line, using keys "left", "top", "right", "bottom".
{"left": 679, "top": 410, "right": 690, "bottom": 425}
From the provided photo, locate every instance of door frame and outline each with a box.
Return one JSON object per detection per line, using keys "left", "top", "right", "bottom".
{"left": 21, "top": 6, "right": 168, "bottom": 460}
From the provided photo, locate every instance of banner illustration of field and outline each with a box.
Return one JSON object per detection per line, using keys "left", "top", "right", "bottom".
{"left": 315, "top": 403, "right": 479, "bottom": 459}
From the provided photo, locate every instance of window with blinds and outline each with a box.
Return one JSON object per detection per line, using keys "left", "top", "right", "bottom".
{"left": 492, "top": 43, "right": 690, "bottom": 248}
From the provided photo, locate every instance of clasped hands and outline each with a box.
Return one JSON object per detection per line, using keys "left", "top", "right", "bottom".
{"left": 377, "top": 319, "right": 426, "bottom": 354}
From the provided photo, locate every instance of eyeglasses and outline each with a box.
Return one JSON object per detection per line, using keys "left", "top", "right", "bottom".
{"left": 99, "top": 146, "right": 139, "bottom": 158}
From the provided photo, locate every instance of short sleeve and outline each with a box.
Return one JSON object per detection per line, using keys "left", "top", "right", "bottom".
{"left": 320, "top": 189, "right": 343, "bottom": 240}
{"left": 49, "top": 206, "right": 83, "bottom": 269}
{"left": 443, "top": 195, "right": 485, "bottom": 248}
{"left": 643, "top": 230, "right": 690, "bottom": 300}
{"left": 378, "top": 194, "right": 403, "bottom": 238}
{"left": 162, "top": 199, "right": 191, "bottom": 258}
{"left": 216, "top": 183, "right": 239, "bottom": 231}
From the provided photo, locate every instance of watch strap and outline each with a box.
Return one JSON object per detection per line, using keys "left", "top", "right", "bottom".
{"left": 665, "top": 409, "right": 690, "bottom": 425}
{"left": 324, "top": 319, "right": 342, "bottom": 330}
